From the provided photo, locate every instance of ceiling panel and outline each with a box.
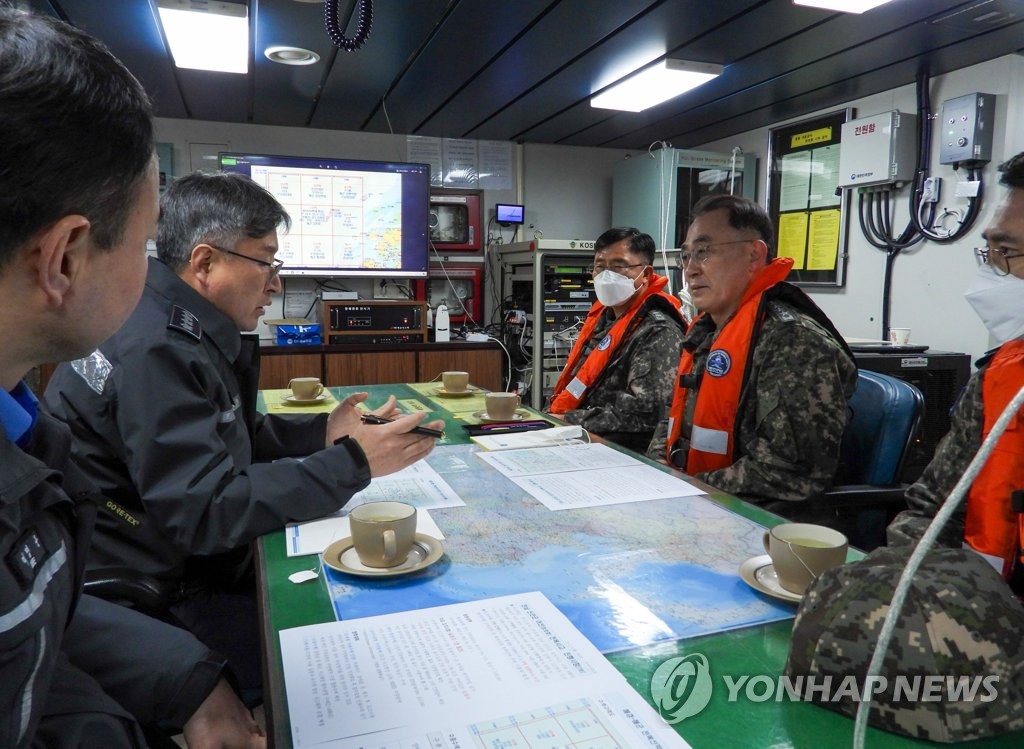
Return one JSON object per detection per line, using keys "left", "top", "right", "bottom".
{"left": 21, "top": 0, "right": 1024, "bottom": 150}
{"left": 308, "top": 0, "right": 451, "bottom": 131}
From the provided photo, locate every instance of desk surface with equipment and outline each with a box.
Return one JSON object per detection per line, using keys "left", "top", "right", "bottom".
{"left": 255, "top": 383, "right": 1019, "bottom": 749}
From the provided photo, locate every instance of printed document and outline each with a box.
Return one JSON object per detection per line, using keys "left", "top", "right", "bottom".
{"left": 476, "top": 443, "right": 705, "bottom": 510}
{"left": 279, "top": 591, "right": 691, "bottom": 748}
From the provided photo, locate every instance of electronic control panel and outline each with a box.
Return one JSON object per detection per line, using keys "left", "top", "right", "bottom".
{"left": 323, "top": 300, "right": 428, "bottom": 343}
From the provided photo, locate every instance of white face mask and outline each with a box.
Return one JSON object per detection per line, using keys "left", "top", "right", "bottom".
{"left": 963, "top": 264, "right": 1024, "bottom": 343}
{"left": 593, "top": 268, "right": 644, "bottom": 307}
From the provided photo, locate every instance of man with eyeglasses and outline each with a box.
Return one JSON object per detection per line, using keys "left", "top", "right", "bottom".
{"left": 44, "top": 171, "right": 442, "bottom": 700}
{"left": 547, "top": 227, "right": 686, "bottom": 452}
{"left": 888, "top": 152, "right": 1024, "bottom": 594}
{"left": 647, "top": 194, "right": 857, "bottom": 507}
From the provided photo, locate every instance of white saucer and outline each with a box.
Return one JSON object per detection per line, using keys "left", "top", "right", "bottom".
{"left": 323, "top": 533, "right": 444, "bottom": 578}
{"left": 283, "top": 393, "right": 328, "bottom": 405}
{"left": 472, "top": 410, "right": 529, "bottom": 423}
{"left": 738, "top": 554, "right": 803, "bottom": 603}
{"left": 434, "top": 386, "right": 478, "bottom": 397}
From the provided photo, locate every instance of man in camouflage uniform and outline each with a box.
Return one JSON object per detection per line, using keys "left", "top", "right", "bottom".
{"left": 547, "top": 228, "right": 685, "bottom": 453}
{"left": 647, "top": 195, "right": 857, "bottom": 504}
{"left": 888, "top": 152, "right": 1024, "bottom": 594}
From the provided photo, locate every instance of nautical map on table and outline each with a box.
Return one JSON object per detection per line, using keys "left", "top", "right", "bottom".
{"left": 320, "top": 444, "right": 794, "bottom": 653}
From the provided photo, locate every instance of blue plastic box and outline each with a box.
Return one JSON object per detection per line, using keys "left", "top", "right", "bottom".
{"left": 276, "top": 324, "right": 321, "bottom": 346}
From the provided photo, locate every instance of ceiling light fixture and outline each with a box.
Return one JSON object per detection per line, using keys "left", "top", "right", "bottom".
{"left": 157, "top": 0, "right": 249, "bottom": 74}
{"left": 265, "top": 46, "right": 321, "bottom": 65}
{"left": 590, "top": 59, "right": 724, "bottom": 112}
{"left": 793, "top": 0, "right": 895, "bottom": 12}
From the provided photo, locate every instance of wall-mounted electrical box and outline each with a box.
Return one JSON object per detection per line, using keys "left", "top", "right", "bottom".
{"left": 837, "top": 111, "right": 917, "bottom": 189}
{"left": 938, "top": 93, "right": 995, "bottom": 166}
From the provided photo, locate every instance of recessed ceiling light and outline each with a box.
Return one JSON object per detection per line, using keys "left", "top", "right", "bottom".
{"left": 157, "top": 0, "right": 249, "bottom": 74}
{"left": 265, "top": 46, "right": 321, "bottom": 65}
{"left": 793, "top": 0, "right": 895, "bottom": 12}
{"left": 591, "top": 59, "right": 723, "bottom": 112}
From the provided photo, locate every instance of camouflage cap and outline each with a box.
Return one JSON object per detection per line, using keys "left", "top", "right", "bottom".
{"left": 785, "top": 545, "right": 1024, "bottom": 743}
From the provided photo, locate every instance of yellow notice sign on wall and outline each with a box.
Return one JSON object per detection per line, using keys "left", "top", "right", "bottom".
{"left": 791, "top": 127, "right": 832, "bottom": 149}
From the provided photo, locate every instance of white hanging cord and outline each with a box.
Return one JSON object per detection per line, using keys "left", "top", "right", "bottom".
{"left": 852, "top": 382, "right": 1024, "bottom": 748}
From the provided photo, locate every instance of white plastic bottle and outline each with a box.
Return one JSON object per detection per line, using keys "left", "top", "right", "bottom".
{"left": 434, "top": 304, "right": 450, "bottom": 342}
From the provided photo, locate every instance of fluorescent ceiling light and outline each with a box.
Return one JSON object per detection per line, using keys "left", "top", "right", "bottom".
{"left": 793, "top": 0, "right": 895, "bottom": 12}
{"left": 591, "top": 59, "right": 723, "bottom": 112}
{"left": 157, "top": 0, "right": 249, "bottom": 74}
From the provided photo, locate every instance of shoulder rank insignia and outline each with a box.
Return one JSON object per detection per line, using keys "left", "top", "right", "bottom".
{"left": 168, "top": 305, "right": 202, "bottom": 341}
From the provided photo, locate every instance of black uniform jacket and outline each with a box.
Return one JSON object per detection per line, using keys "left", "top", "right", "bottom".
{"left": 44, "top": 258, "right": 371, "bottom": 587}
{"left": 0, "top": 409, "right": 224, "bottom": 747}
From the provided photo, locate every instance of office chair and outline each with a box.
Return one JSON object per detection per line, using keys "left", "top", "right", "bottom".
{"left": 811, "top": 369, "right": 925, "bottom": 551}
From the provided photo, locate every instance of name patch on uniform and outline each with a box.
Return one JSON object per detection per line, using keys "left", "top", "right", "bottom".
{"left": 168, "top": 305, "right": 202, "bottom": 341}
{"left": 6, "top": 528, "right": 47, "bottom": 589}
{"left": 705, "top": 349, "right": 732, "bottom": 377}
{"left": 596, "top": 334, "right": 613, "bottom": 351}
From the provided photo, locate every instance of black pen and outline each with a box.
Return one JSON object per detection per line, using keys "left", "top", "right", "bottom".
{"left": 360, "top": 412, "right": 444, "bottom": 438}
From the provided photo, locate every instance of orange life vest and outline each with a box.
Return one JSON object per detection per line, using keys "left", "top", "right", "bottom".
{"left": 665, "top": 258, "right": 793, "bottom": 471}
{"left": 549, "top": 273, "right": 681, "bottom": 414}
{"left": 964, "top": 339, "right": 1024, "bottom": 577}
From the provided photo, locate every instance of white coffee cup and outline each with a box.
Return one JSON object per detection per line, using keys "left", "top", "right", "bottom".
{"left": 289, "top": 377, "right": 324, "bottom": 399}
{"left": 763, "top": 523, "right": 848, "bottom": 594}
{"left": 441, "top": 371, "right": 469, "bottom": 392}
{"left": 349, "top": 501, "right": 417, "bottom": 568}
{"left": 888, "top": 327, "right": 911, "bottom": 345}
{"left": 485, "top": 392, "right": 521, "bottom": 420}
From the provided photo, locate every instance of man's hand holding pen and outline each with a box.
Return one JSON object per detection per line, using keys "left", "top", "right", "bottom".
{"left": 326, "top": 393, "right": 444, "bottom": 477}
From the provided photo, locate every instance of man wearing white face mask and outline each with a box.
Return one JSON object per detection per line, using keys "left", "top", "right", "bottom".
{"left": 888, "top": 152, "right": 1024, "bottom": 593}
{"left": 548, "top": 228, "right": 686, "bottom": 451}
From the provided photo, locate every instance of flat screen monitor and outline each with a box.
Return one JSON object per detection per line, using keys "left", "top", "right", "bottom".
{"left": 495, "top": 202, "right": 525, "bottom": 225}
{"left": 218, "top": 152, "right": 430, "bottom": 278}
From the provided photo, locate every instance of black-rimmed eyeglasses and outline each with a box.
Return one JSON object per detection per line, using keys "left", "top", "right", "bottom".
{"left": 974, "top": 246, "right": 1023, "bottom": 277}
{"left": 209, "top": 244, "right": 284, "bottom": 279}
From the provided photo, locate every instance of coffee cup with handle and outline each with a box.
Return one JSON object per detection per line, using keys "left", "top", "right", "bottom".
{"left": 289, "top": 377, "right": 324, "bottom": 400}
{"left": 485, "top": 392, "right": 521, "bottom": 420}
{"left": 441, "top": 371, "right": 469, "bottom": 392}
{"left": 349, "top": 501, "right": 417, "bottom": 568}
{"left": 763, "top": 523, "right": 848, "bottom": 594}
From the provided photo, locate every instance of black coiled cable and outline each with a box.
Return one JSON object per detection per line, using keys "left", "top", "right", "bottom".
{"left": 325, "top": 0, "right": 372, "bottom": 51}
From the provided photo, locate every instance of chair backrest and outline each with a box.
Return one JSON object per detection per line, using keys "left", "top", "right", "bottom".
{"left": 838, "top": 369, "right": 925, "bottom": 486}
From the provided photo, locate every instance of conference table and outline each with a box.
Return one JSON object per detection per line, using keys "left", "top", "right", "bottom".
{"left": 255, "top": 383, "right": 1019, "bottom": 749}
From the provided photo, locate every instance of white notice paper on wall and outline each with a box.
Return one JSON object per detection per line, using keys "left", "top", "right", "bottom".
{"left": 278, "top": 591, "right": 692, "bottom": 748}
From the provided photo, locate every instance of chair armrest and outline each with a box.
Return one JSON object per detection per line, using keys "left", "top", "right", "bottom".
{"left": 83, "top": 568, "right": 175, "bottom": 617}
{"left": 817, "top": 485, "right": 909, "bottom": 512}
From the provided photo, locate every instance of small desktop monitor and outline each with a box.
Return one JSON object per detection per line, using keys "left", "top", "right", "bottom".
{"left": 218, "top": 152, "right": 430, "bottom": 278}
{"left": 495, "top": 202, "right": 525, "bottom": 225}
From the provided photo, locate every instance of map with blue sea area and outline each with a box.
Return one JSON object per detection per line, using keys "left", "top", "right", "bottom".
{"left": 321, "top": 443, "right": 793, "bottom": 653}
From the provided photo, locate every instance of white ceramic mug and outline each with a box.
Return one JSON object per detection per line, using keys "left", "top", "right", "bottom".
{"left": 349, "top": 501, "right": 417, "bottom": 568}
{"left": 289, "top": 377, "right": 324, "bottom": 399}
{"left": 441, "top": 371, "right": 469, "bottom": 392}
{"left": 763, "top": 523, "right": 848, "bottom": 594}
{"left": 485, "top": 392, "right": 521, "bottom": 419}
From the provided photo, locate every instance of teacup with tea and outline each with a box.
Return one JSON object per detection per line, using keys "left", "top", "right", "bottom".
{"left": 763, "top": 523, "right": 848, "bottom": 594}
